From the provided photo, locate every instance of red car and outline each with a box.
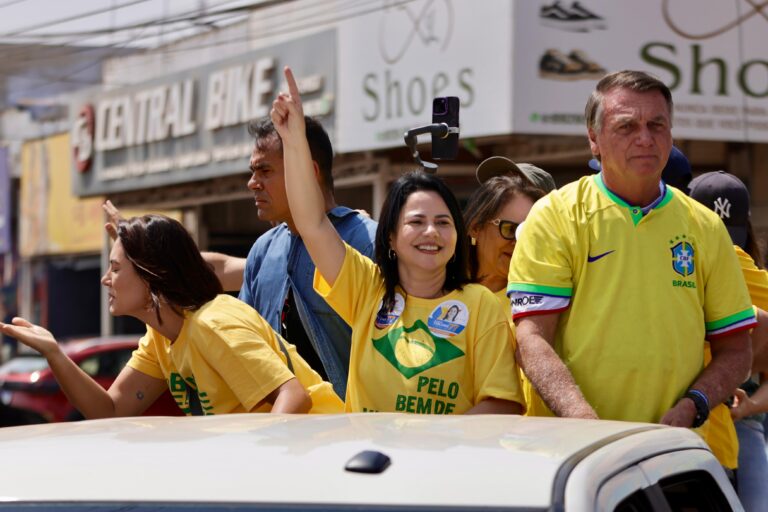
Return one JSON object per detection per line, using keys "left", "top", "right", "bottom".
{"left": 0, "top": 336, "right": 182, "bottom": 425}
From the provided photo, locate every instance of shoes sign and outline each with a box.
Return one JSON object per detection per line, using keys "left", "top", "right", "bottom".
{"left": 69, "top": 30, "right": 337, "bottom": 197}
{"left": 336, "top": 0, "right": 513, "bottom": 152}
{"left": 514, "top": 0, "right": 768, "bottom": 143}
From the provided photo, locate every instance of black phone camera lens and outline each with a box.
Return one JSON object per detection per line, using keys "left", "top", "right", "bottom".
{"left": 433, "top": 98, "right": 448, "bottom": 115}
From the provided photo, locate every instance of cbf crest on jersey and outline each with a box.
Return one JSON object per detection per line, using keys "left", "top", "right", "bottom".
{"left": 671, "top": 240, "right": 695, "bottom": 277}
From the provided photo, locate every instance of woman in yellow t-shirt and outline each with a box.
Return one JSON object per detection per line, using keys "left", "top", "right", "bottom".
{"left": 464, "top": 172, "right": 546, "bottom": 303}
{"left": 0, "top": 214, "right": 342, "bottom": 418}
{"left": 463, "top": 170, "right": 549, "bottom": 417}
{"left": 271, "top": 66, "right": 524, "bottom": 414}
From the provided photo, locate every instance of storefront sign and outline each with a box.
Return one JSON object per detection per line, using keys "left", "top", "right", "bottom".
{"left": 72, "top": 104, "right": 95, "bottom": 173}
{"left": 0, "top": 148, "right": 10, "bottom": 255}
{"left": 336, "top": 0, "right": 512, "bottom": 152}
{"left": 72, "top": 30, "right": 336, "bottom": 196}
{"left": 512, "top": 0, "right": 768, "bottom": 142}
{"left": 21, "top": 135, "right": 106, "bottom": 257}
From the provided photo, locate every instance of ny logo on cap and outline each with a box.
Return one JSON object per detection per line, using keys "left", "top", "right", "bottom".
{"left": 713, "top": 197, "right": 731, "bottom": 219}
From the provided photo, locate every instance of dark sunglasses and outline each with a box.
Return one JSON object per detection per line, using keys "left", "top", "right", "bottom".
{"left": 490, "top": 219, "right": 519, "bottom": 240}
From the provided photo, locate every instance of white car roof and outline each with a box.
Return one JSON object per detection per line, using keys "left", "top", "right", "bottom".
{"left": 0, "top": 413, "right": 709, "bottom": 509}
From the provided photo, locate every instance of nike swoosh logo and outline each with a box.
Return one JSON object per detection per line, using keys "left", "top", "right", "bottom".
{"left": 587, "top": 250, "right": 615, "bottom": 263}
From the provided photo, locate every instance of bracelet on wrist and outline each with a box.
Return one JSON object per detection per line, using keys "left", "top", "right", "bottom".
{"left": 684, "top": 389, "right": 710, "bottom": 428}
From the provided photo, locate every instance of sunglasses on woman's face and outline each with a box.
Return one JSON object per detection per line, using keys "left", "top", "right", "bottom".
{"left": 489, "top": 219, "right": 519, "bottom": 240}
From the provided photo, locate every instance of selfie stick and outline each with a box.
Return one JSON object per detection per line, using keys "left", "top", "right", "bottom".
{"left": 403, "top": 123, "right": 459, "bottom": 173}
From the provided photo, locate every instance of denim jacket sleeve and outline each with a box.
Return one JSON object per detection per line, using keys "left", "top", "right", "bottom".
{"left": 239, "top": 226, "right": 291, "bottom": 334}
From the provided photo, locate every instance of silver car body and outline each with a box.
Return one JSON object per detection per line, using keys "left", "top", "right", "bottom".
{"left": 0, "top": 413, "right": 742, "bottom": 510}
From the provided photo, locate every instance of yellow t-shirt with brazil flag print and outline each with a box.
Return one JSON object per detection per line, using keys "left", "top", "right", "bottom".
{"left": 507, "top": 174, "right": 755, "bottom": 428}
{"left": 314, "top": 243, "right": 524, "bottom": 414}
{"left": 127, "top": 294, "right": 343, "bottom": 415}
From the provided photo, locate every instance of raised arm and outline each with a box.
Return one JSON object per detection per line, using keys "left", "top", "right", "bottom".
{"left": 106, "top": 202, "right": 245, "bottom": 291}
{"left": 515, "top": 313, "right": 598, "bottom": 419}
{"left": 103, "top": 200, "right": 123, "bottom": 241}
{"left": 271, "top": 66, "right": 345, "bottom": 286}
{"left": 201, "top": 252, "right": 246, "bottom": 291}
{"left": 0, "top": 318, "right": 167, "bottom": 419}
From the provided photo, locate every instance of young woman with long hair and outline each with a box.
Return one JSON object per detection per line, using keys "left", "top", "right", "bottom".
{"left": 0, "top": 214, "right": 341, "bottom": 417}
{"left": 270, "top": 66, "right": 524, "bottom": 415}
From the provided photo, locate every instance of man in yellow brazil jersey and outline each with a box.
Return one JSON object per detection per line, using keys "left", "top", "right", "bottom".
{"left": 507, "top": 70, "right": 755, "bottom": 436}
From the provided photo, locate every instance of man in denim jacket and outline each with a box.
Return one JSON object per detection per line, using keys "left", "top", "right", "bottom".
{"left": 207, "top": 117, "right": 377, "bottom": 397}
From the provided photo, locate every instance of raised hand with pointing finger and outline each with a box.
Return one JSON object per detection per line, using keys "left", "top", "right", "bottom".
{"left": 277, "top": 63, "right": 525, "bottom": 416}
{"left": 270, "top": 66, "right": 307, "bottom": 145}
{"left": 235, "top": 66, "right": 379, "bottom": 397}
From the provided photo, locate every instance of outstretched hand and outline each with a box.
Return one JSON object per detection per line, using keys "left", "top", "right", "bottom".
{"left": 729, "top": 388, "right": 754, "bottom": 421}
{"left": 103, "top": 200, "right": 123, "bottom": 241}
{"left": 0, "top": 317, "right": 60, "bottom": 357}
{"left": 270, "top": 66, "right": 306, "bottom": 142}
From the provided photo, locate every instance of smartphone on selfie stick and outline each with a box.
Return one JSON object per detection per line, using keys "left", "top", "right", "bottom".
{"left": 403, "top": 96, "right": 460, "bottom": 173}
{"left": 431, "top": 97, "right": 460, "bottom": 160}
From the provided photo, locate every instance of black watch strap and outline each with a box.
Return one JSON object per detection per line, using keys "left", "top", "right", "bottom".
{"left": 684, "top": 389, "right": 710, "bottom": 428}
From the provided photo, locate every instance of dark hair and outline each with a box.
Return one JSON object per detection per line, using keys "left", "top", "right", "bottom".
{"left": 248, "top": 115, "right": 335, "bottom": 191}
{"left": 463, "top": 175, "right": 545, "bottom": 281}
{"left": 585, "top": 70, "right": 673, "bottom": 134}
{"left": 117, "top": 215, "right": 223, "bottom": 324}
{"left": 374, "top": 171, "right": 470, "bottom": 312}
{"left": 745, "top": 219, "right": 765, "bottom": 269}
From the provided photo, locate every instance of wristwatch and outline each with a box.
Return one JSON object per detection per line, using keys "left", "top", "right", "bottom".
{"left": 684, "top": 389, "right": 710, "bottom": 428}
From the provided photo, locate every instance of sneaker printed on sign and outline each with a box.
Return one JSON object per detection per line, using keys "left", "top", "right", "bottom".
{"left": 539, "top": 1, "right": 606, "bottom": 32}
{"left": 539, "top": 49, "right": 605, "bottom": 81}
{"left": 537, "top": 2, "right": 607, "bottom": 81}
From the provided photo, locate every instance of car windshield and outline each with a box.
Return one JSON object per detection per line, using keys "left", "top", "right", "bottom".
{"left": 0, "top": 356, "right": 49, "bottom": 376}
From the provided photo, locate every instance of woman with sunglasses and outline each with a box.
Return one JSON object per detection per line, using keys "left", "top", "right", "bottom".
{"left": 464, "top": 173, "right": 547, "bottom": 299}
{"left": 0, "top": 214, "right": 343, "bottom": 418}
{"left": 464, "top": 166, "right": 551, "bottom": 416}
{"left": 271, "top": 66, "right": 524, "bottom": 415}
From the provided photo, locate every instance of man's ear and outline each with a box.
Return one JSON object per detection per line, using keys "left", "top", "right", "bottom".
{"left": 587, "top": 128, "right": 600, "bottom": 159}
{"left": 311, "top": 161, "right": 322, "bottom": 182}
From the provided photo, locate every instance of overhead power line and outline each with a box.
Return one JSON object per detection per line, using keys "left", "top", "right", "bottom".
{"left": 0, "top": 0, "right": 417, "bottom": 94}
{"left": 0, "top": 0, "right": 258, "bottom": 68}
{"left": 0, "top": 0, "right": 152, "bottom": 38}
{"left": 0, "top": 0, "right": 29, "bottom": 8}
{"left": 0, "top": 0, "right": 344, "bottom": 66}
{"left": 139, "top": 0, "right": 416, "bottom": 57}
{"left": 0, "top": 0, "right": 284, "bottom": 40}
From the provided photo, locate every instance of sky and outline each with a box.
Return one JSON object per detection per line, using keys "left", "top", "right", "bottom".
{"left": 0, "top": 0, "right": 278, "bottom": 107}
{"left": 0, "top": 0, "right": 267, "bottom": 49}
